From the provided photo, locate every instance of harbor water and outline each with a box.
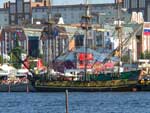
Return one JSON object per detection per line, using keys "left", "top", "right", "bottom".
{"left": 0, "top": 92, "right": 150, "bottom": 113}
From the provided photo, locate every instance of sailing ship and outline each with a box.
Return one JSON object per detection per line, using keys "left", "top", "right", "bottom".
{"left": 32, "top": 0, "right": 142, "bottom": 92}
{"left": 0, "top": 0, "right": 141, "bottom": 92}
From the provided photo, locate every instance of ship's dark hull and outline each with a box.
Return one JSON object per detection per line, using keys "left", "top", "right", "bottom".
{"left": 34, "top": 80, "right": 139, "bottom": 92}
{"left": 135, "top": 83, "right": 150, "bottom": 91}
{"left": 35, "top": 85, "right": 137, "bottom": 92}
{"left": 34, "top": 69, "right": 141, "bottom": 92}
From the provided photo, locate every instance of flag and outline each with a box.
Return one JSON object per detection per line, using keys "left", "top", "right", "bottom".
{"left": 78, "top": 53, "right": 93, "bottom": 61}
{"left": 37, "top": 58, "right": 43, "bottom": 69}
{"left": 144, "top": 28, "right": 150, "bottom": 36}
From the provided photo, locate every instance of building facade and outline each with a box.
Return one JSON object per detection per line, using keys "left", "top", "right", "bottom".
{"left": 10, "top": 0, "right": 31, "bottom": 25}
{"left": 1, "top": 26, "right": 27, "bottom": 57}
{"left": 1, "top": 1, "right": 127, "bottom": 25}
{"left": 2, "top": 0, "right": 51, "bottom": 25}
{"left": 32, "top": 3, "right": 117, "bottom": 24}
{"left": 3, "top": 0, "right": 31, "bottom": 25}
{"left": 123, "top": 0, "right": 150, "bottom": 21}
{"left": 0, "top": 25, "right": 44, "bottom": 59}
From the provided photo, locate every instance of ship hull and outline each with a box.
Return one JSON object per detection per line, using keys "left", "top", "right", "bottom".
{"left": 35, "top": 84, "right": 137, "bottom": 92}
{"left": 33, "top": 70, "right": 141, "bottom": 92}
{"left": 0, "top": 83, "right": 35, "bottom": 92}
{"left": 89, "top": 70, "right": 141, "bottom": 81}
{"left": 34, "top": 80, "right": 139, "bottom": 92}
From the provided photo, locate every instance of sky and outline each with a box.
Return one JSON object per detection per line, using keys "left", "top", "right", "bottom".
{"left": 0, "top": 0, "right": 114, "bottom": 7}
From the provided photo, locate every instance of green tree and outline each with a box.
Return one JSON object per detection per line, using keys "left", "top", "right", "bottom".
{"left": 10, "top": 47, "right": 25, "bottom": 69}
{"left": 145, "top": 50, "right": 150, "bottom": 59}
{"left": 10, "top": 31, "right": 26, "bottom": 68}
{"left": 140, "top": 50, "right": 150, "bottom": 59}
{"left": 140, "top": 52, "right": 145, "bottom": 59}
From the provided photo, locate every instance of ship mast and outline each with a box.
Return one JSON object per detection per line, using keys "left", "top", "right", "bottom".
{"left": 115, "top": 0, "right": 122, "bottom": 75}
{"left": 46, "top": 0, "right": 54, "bottom": 80}
{"left": 47, "top": 0, "right": 53, "bottom": 67}
{"left": 81, "top": 0, "right": 92, "bottom": 81}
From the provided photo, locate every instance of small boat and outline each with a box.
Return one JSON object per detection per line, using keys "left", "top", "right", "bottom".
{"left": 0, "top": 64, "right": 35, "bottom": 92}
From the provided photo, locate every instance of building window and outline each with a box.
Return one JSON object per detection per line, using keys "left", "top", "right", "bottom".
{"left": 139, "top": 0, "right": 145, "bottom": 8}
{"left": 124, "top": 0, "right": 130, "bottom": 9}
{"left": 11, "top": 15, "right": 15, "bottom": 21}
{"left": 4, "top": 18, "right": 7, "bottom": 22}
{"left": 96, "top": 34, "right": 102, "bottom": 46}
{"left": 17, "top": 0, "right": 23, "bottom": 13}
{"left": 131, "top": 0, "right": 137, "bottom": 8}
{"left": 75, "top": 35, "right": 84, "bottom": 47}
{"left": 24, "top": 4, "right": 30, "bottom": 13}
{"left": 36, "top": 4, "right": 40, "bottom": 7}
{"left": 10, "top": 4, "right": 16, "bottom": 13}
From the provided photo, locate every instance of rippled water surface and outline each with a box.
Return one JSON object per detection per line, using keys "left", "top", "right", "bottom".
{"left": 0, "top": 92, "right": 150, "bottom": 113}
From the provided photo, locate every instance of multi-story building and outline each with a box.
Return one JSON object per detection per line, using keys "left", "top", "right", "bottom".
{"left": 0, "top": 26, "right": 27, "bottom": 56}
{"left": 2, "top": 0, "right": 51, "bottom": 25}
{"left": 32, "top": 3, "right": 118, "bottom": 24}
{"left": 1, "top": 1, "right": 127, "bottom": 25}
{"left": 3, "top": 0, "right": 31, "bottom": 25}
{"left": 123, "top": 0, "right": 150, "bottom": 21}
{"left": 0, "top": 25, "right": 44, "bottom": 58}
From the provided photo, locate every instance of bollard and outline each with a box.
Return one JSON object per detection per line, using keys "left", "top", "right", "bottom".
{"left": 8, "top": 83, "right": 11, "bottom": 92}
{"left": 26, "top": 79, "right": 29, "bottom": 93}
{"left": 65, "top": 89, "right": 69, "bottom": 113}
{"left": 26, "top": 83, "right": 29, "bottom": 93}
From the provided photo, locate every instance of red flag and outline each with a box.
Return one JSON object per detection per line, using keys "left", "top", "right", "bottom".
{"left": 78, "top": 53, "right": 93, "bottom": 61}
{"left": 37, "top": 59, "right": 43, "bottom": 69}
